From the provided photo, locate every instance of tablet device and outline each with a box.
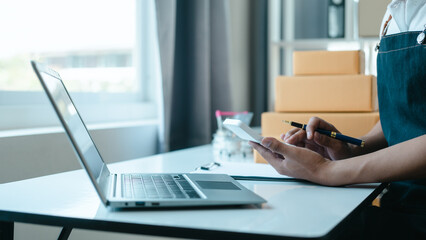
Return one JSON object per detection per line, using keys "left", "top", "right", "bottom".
{"left": 223, "top": 119, "right": 263, "bottom": 144}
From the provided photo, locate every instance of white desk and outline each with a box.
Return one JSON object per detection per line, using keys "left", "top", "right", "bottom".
{"left": 0, "top": 145, "right": 384, "bottom": 239}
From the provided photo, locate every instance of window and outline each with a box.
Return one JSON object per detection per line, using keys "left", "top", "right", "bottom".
{"left": 0, "top": 0, "right": 159, "bottom": 130}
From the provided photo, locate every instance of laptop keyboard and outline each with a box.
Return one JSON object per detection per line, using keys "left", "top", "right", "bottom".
{"left": 122, "top": 174, "right": 200, "bottom": 199}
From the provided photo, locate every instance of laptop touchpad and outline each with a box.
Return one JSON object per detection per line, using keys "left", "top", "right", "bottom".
{"left": 196, "top": 181, "right": 241, "bottom": 190}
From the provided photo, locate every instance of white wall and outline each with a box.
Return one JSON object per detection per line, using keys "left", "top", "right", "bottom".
{"left": 0, "top": 121, "right": 158, "bottom": 184}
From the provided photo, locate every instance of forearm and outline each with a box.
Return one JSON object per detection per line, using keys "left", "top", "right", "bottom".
{"left": 349, "top": 121, "right": 388, "bottom": 157}
{"left": 328, "top": 134, "right": 426, "bottom": 186}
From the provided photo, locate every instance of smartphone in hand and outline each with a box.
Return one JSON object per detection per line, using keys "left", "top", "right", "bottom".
{"left": 223, "top": 119, "right": 263, "bottom": 144}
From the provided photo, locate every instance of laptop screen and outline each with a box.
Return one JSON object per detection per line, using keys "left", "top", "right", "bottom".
{"left": 33, "top": 62, "right": 110, "bottom": 203}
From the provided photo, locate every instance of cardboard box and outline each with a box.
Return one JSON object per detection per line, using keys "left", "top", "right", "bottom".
{"left": 275, "top": 75, "right": 377, "bottom": 112}
{"left": 262, "top": 112, "right": 380, "bottom": 138}
{"left": 293, "top": 50, "right": 364, "bottom": 75}
{"left": 255, "top": 112, "right": 380, "bottom": 164}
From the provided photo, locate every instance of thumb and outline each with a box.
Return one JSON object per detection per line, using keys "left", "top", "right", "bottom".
{"left": 313, "top": 132, "right": 342, "bottom": 148}
{"left": 262, "top": 137, "right": 296, "bottom": 158}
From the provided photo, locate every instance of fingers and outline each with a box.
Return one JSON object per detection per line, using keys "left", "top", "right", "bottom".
{"left": 250, "top": 139, "right": 335, "bottom": 184}
{"left": 249, "top": 141, "right": 277, "bottom": 159}
{"left": 313, "top": 131, "right": 342, "bottom": 149}
{"left": 249, "top": 138, "right": 291, "bottom": 161}
{"left": 250, "top": 139, "right": 291, "bottom": 176}
{"left": 261, "top": 137, "right": 299, "bottom": 159}
{"left": 282, "top": 128, "right": 308, "bottom": 148}
{"left": 282, "top": 128, "right": 299, "bottom": 141}
{"left": 248, "top": 141, "right": 286, "bottom": 169}
{"left": 306, "top": 117, "right": 339, "bottom": 140}
{"left": 304, "top": 141, "right": 325, "bottom": 154}
{"left": 306, "top": 117, "right": 321, "bottom": 140}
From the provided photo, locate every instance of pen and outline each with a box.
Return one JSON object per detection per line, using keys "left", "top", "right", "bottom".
{"left": 199, "top": 162, "right": 221, "bottom": 170}
{"left": 283, "top": 120, "right": 365, "bottom": 147}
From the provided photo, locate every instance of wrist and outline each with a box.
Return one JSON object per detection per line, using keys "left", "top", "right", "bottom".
{"left": 317, "top": 160, "right": 339, "bottom": 186}
{"left": 320, "top": 158, "right": 361, "bottom": 186}
{"left": 347, "top": 144, "right": 364, "bottom": 158}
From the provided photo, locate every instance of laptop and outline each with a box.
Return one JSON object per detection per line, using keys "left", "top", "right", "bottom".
{"left": 31, "top": 61, "right": 266, "bottom": 208}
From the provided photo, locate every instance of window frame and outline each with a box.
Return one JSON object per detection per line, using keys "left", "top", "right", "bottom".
{"left": 0, "top": 0, "right": 159, "bottom": 131}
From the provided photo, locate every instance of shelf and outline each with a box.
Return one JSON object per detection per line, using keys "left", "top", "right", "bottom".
{"left": 271, "top": 37, "right": 379, "bottom": 48}
{"left": 267, "top": 0, "right": 380, "bottom": 111}
{"left": 271, "top": 37, "right": 379, "bottom": 45}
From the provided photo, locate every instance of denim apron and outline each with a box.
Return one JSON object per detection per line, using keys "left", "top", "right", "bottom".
{"left": 377, "top": 31, "right": 426, "bottom": 213}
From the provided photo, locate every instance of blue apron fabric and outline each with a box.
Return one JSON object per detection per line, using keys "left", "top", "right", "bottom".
{"left": 338, "top": 31, "right": 426, "bottom": 240}
{"left": 377, "top": 31, "right": 426, "bottom": 146}
{"left": 377, "top": 31, "right": 426, "bottom": 213}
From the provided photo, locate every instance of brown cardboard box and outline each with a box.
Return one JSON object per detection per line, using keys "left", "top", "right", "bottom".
{"left": 293, "top": 50, "right": 364, "bottom": 75}
{"left": 275, "top": 75, "right": 377, "bottom": 112}
{"left": 255, "top": 112, "right": 380, "bottom": 164}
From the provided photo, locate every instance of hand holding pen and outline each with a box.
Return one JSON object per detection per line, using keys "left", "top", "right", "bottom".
{"left": 281, "top": 117, "right": 364, "bottom": 160}
{"left": 283, "top": 120, "right": 364, "bottom": 147}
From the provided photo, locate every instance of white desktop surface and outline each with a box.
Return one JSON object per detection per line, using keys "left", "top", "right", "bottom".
{"left": 0, "top": 145, "right": 381, "bottom": 239}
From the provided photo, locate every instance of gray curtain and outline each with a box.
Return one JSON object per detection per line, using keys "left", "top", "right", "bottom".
{"left": 248, "top": 0, "right": 268, "bottom": 126}
{"left": 156, "top": 0, "right": 232, "bottom": 152}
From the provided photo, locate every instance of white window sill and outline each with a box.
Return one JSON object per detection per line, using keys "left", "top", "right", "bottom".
{"left": 0, "top": 119, "right": 158, "bottom": 138}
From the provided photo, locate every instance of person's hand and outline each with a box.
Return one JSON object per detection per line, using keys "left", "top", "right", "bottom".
{"left": 282, "top": 117, "right": 354, "bottom": 160}
{"left": 249, "top": 137, "right": 336, "bottom": 185}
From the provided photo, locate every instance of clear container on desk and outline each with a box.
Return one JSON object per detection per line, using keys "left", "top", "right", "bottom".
{"left": 212, "top": 111, "right": 254, "bottom": 163}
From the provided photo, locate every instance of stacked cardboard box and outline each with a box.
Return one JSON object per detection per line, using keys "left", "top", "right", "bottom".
{"left": 255, "top": 50, "right": 380, "bottom": 164}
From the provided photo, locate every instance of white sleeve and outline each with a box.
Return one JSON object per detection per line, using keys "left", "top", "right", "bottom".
{"left": 382, "top": 0, "right": 426, "bottom": 37}
{"left": 408, "top": 2, "right": 426, "bottom": 32}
